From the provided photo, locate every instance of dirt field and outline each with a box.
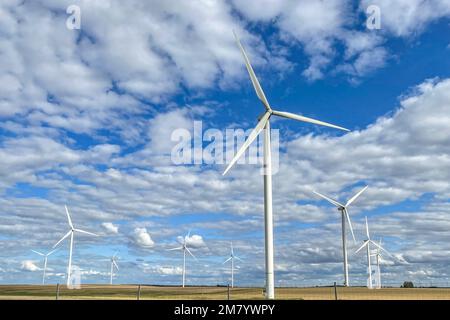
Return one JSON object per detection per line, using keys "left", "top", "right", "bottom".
{"left": 0, "top": 285, "right": 449, "bottom": 300}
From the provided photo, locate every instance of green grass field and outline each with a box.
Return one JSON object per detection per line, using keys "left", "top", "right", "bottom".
{"left": 0, "top": 285, "right": 449, "bottom": 300}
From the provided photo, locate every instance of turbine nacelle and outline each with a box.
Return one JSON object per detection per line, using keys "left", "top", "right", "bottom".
{"left": 31, "top": 248, "right": 58, "bottom": 285}
{"left": 169, "top": 231, "right": 198, "bottom": 261}
{"left": 355, "top": 218, "right": 392, "bottom": 257}
{"left": 257, "top": 110, "right": 272, "bottom": 121}
{"left": 313, "top": 186, "right": 369, "bottom": 244}
{"left": 222, "top": 32, "right": 349, "bottom": 178}
{"left": 223, "top": 242, "right": 243, "bottom": 264}
{"left": 32, "top": 248, "right": 58, "bottom": 258}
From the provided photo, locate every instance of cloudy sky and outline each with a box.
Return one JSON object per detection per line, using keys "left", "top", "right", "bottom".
{"left": 1, "top": 0, "right": 450, "bottom": 287}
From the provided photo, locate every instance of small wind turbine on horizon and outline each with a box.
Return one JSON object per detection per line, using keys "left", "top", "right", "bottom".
{"left": 222, "top": 242, "right": 243, "bottom": 288}
{"left": 31, "top": 248, "right": 58, "bottom": 285}
{"left": 371, "top": 238, "right": 392, "bottom": 289}
{"left": 53, "top": 205, "right": 98, "bottom": 286}
{"left": 355, "top": 217, "right": 390, "bottom": 289}
{"left": 169, "top": 231, "right": 197, "bottom": 288}
{"left": 312, "top": 185, "right": 368, "bottom": 287}
{"left": 109, "top": 252, "right": 119, "bottom": 285}
{"left": 223, "top": 31, "right": 349, "bottom": 299}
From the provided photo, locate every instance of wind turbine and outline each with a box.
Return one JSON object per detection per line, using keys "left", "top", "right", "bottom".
{"left": 109, "top": 253, "right": 119, "bottom": 285}
{"left": 31, "top": 248, "right": 58, "bottom": 285}
{"left": 169, "top": 231, "right": 197, "bottom": 288}
{"left": 223, "top": 242, "right": 243, "bottom": 288}
{"left": 223, "top": 32, "right": 349, "bottom": 299}
{"left": 312, "top": 185, "right": 368, "bottom": 287}
{"left": 370, "top": 238, "right": 392, "bottom": 289}
{"left": 355, "top": 217, "right": 389, "bottom": 289}
{"left": 53, "top": 205, "right": 98, "bottom": 286}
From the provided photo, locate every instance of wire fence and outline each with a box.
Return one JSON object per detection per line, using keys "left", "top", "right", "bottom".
{"left": 0, "top": 284, "right": 449, "bottom": 300}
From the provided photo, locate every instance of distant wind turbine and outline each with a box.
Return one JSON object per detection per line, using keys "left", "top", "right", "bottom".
{"left": 223, "top": 31, "right": 349, "bottom": 299}
{"left": 31, "top": 248, "right": 58, "bottom": 285}
{"left": 355, "top": 217, "right": 389, "bottom": 289}
{"left": 313, "top": 185, "right": 368, "bottom": 286}
{"left": 53, "top": 205, "right": 98, "bottom": 286}
{"left": 222, "top": 242, "right": 243, "bottom": 288}
{"left": 169, "top": 231, "right": 197, "bottom": 288}
{"left": 110, "top": 253, "right": 119, "bottom": 285}
{"left": 370, "top": 238, "right": 393, "bottom": 289}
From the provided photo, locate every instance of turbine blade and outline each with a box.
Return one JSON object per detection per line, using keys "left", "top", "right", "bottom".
{"left": 223, "top": 111, "right": 271, "bottom": 175}
{"left": 371, "top": 241, "right": 394, "bottom": 258}
{"left": 65, "top": 205, "right": 74, "bottom": 229}
{"left": 272, "top": 110, "right": 349, "bottom": 132}
{"left": 345, "top": 185, "right": 369, "bottom": 207}
{"left": 186, "top": 230, "right": 191, "bottom": 242}
{"left": 355, "top": 241, "right": 368, "bottom": 254}
{"left": 185, "top": 246, "right": 197, "bottom": 260}
{"left": 31, "top": 250, "right": 45, "bottom": 256}
{"left": 168, "top": 247, "right": 183, "bottom": 251}
{"left": 74, "top": 229, "right": 98, "bottom": 237}
{"left": 235, "top": 255, "right": 244, "bottom": 262}
{"left": 233, "top": 31, "right": 271, "bottom": 110}
{"left": 365, "top": 217, "right": 370, "bottom": 239}
{"left": 223, "top": 257, "right": 232, "bottom": 264}
{"left": 113, "top": 260, "right": 119, "bottom": 270}
{"left": 47, "top": 248, "right": 58, "bottom": 257}
{"left": 312, "top": 191, "right": 344, "bottom": 208}
{"left": 344, "top": 208, "right": 356, "bottom": 243}
{"left": 53, "top": 230, "right": 71, "bottom": 248}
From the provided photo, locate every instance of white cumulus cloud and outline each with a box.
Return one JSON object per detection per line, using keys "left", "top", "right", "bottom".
{"left": 101, "top": 222, "right": 119, "bottom": 234}
{"left": 21, "top": 261, "right": 40, "bottom": 272}
{"left": 177, "top": 234, "right": 206, "bottom": 249}
{"left": 132, "top": 227, "right": 155, "bottom": 248}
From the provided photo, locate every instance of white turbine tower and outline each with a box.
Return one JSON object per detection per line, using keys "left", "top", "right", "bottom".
{"left": 312, "top": 185, "right": 368, "bottom": 286}
{"left": 223, "top": 242, "right": 243, "bottom": 288}
{"left": 223, "top": 32, "right": 349, "bottom": 299}
{"left": 355, "top": 217, "right": 389, "bottom": 289}
{"left": 31, "top": 248, "right": 58, "bottom": 285}
{"left": 109, "top": 253, "right": 119, "bottom": 285}
{"left": 169, "top": 231, "right": 197, "bottom": 288}
{"left": 370, "top": 238, "right": 392, "bottom": 289}
{"left": 53, "top": 205, "right": 98, "bottom": 286}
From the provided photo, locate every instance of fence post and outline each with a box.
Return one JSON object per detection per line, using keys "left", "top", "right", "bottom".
{"left": 227, "top": 284, "right": 230, "bottom": 300}
{"left": 137, "top": 285, "right": 141, "bottom": 300}
{"left": 334, "top": 282, "right": 338, "bottom": 301}
{"left": 56, "top": 283, "right": 60, "bottom": 300}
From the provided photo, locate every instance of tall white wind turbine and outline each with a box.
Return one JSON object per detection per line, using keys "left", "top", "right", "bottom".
{"left": 31, "top": 248, "right": 58, "bottom": 285}
{"left": 223, "top": 242, "right": 243, "bottom": 288}
{"left": 110, "top": 253, "right": 119, "bottom": 285}
{"left": 355, "top": 217, "right": 389, "bottom": 289}
{"left": 53, "top": 205, "right": 98, "bottom": 286}
{"left": 223, "top": 31, "right": 349, "bottom": 299}
{"left": 169, "top": 231, "right": 197, "bottom": 288}
{"left": 313, "top": 185, "right": 368, "bottom": 286}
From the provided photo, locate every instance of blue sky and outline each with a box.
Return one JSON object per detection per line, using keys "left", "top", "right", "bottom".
{"left": 1, "top": 0, "right": 450, "bottom": 288}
